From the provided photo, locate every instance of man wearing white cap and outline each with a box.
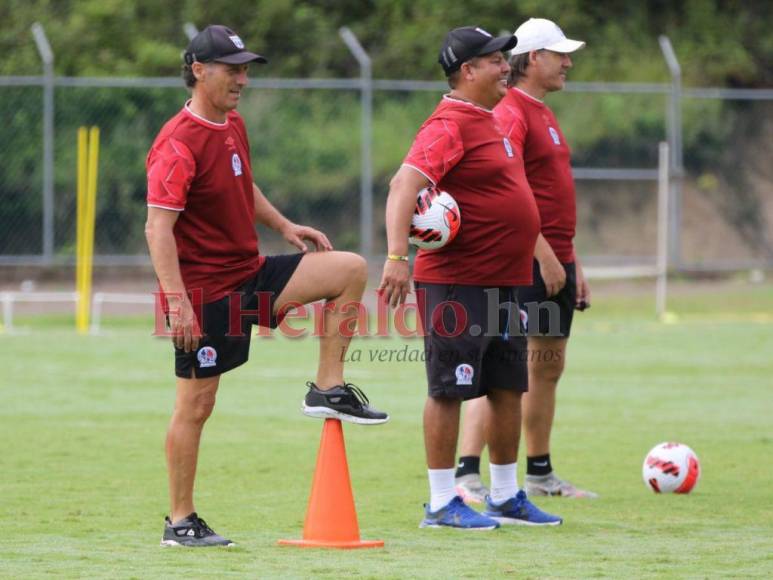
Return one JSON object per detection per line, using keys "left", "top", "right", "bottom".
{"left": 454, "top": 18, "right": 598, "bottom": 501}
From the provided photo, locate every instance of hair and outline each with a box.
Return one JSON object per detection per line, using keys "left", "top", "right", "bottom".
{"left": 507, "top": 52, "right": 532, "bottom": 86}
{"left": 446, "top": 69, "right": 461, "bottom": 89}
{"left": 446, "top": 56, "right": 482, "bottom": 89}
{"left": 182, "top": 63, "right": 197, "bottom": 88}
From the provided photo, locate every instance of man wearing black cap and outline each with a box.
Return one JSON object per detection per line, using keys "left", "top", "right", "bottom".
{"left": 380, "top": 26, "right": 562, "bottom": 529}
{"left": 456, "top": 18, "right": 598, "bottom": 501}
{"left": 146, "top": 25, "right": 388, "bottom": 547}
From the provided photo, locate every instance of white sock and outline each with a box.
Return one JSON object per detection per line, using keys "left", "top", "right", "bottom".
{"left": 489, "top": 462, "right": 518, "bottom": 504}
{"left": 428, "top": 468, "right": 457, "bottom": 512}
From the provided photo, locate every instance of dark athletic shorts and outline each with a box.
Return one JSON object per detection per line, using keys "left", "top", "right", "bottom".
{"left": 174, "top": 253, "right": 304, "bottom": 379}
{"left": 518, "top": 260, "right": 576, "bottom": 338}
{"left": 415, "top": 282, "right": 529, "bottom": 401}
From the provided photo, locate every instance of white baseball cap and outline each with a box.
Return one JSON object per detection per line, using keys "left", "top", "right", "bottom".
{"left": 511, "top": 18, "right": 585, "bottom": 55}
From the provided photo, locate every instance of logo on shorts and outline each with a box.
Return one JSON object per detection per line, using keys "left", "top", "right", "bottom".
{"left": 548, "top": 127, "right": 561, "bottom": 145}
{"left": 229, "top": 35, "right": 245, "bottom": 49}
{"left": 519, "top": 308, "right": 529, "bottom": 331}
{"left": 197, "top": 346, "right": 217, "bottom": 368}
{"left": 231, "top": 153, "right": 243, "bottom": 176}
{"left": 503, "top": 137, "right": 514, "bottom": 158}
{"left": 455, "top": 363, "right": 474, "bottom": 386}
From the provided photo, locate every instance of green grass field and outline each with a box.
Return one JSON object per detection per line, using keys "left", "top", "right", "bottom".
{"left": 2, "top": 282, "right": 772, "bottom": 578}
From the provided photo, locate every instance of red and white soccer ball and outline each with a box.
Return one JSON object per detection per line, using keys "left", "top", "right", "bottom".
{"left": 409, "top": 187, "right": 461, "bottom": 250}
{"left": 642, "top": 442, "right": 701, "bottom": 494}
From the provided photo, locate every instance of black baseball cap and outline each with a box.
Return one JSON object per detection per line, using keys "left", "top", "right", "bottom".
{"left": 438, "top": 26, "right": 518, "bottom": 76}
{"left": 184, "top": 25, "right": 267, "bottom": 65}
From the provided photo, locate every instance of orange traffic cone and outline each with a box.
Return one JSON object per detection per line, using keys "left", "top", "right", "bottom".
{"left": 278, "top": 419, "right": 384, "bottom": 549}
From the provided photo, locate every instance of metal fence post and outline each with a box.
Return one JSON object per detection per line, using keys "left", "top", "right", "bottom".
{"left": 656, "top": 142, "right": 670, "bottom": 318}
{"left": 339, "top": 27, "right": 373, "bottom": 262}
{"left": 31, "top": 22, "right": 55, "bottom": 264}
{"left": 658, "top": 36, "right": 683, "bottom": 270}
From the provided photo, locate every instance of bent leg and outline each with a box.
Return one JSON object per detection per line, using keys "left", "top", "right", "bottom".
{"left": 274, "top": 251, "right": 367, "bottom": 389}
{"left": 522, "top": 337, "right": 567, "bottom": 457}
{"left": 166, "top": 374, "right": 220, "bottom": 523}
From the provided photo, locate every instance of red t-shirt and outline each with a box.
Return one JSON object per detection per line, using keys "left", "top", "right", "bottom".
{"left": 403, "top": 96, "right": 540, "bottom": 286}
{"left": 494, "top": 88, "right": 576, "bottom": 263}
{"left": 146, "top": 103, "right": 264, "bottom": 306}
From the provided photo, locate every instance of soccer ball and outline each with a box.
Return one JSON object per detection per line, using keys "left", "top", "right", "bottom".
{"left": 409, "top": 187, "right": 461, "bottom": 250}
{"left": 642, "top": 442, "right": 701, "bottom": 494}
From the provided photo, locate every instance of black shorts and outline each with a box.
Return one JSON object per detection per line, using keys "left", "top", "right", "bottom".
{"left": 518, "top": 260, "right": 576, "bottom": 338}
{"left": 415, "top": 282, "right": 529, "bottom": 401}
{"left": 174, "top": 253, "right": 304, "bottom": 379}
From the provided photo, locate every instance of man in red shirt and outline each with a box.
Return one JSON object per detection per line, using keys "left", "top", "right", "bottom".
{"left": 380, "top": 26, "right": 561, "bottom": 529}
{"left": 455, "top": 18, "right": 597, "bottom": 501}
{"left": 145, "top": 25, "right": 388, "bottom": 547}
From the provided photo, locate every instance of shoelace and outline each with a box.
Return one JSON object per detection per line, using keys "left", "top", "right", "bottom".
{"left": 341, "top": 383, "right": 370, "bottom": 409}
{"left": 306, "top": 381, "right": 370, "bottom": 409}
{"left": 189, "top": 515, "right": 215, "bottom": 538}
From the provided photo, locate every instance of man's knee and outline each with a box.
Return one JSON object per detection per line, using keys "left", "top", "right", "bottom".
{"left": 178, "top": 389, "right": 217, "bottom": 424}
{"left": 528, "top": 339, "right": 566, "bottom": 383}
{"left": 191, "top": 391, "right": 217, "bottom": 423}
{"left": 529, "top": 362, "right": 564, "bottom": 390}
{"left": 340, "top": 252, "right": 367, "bottom": 286}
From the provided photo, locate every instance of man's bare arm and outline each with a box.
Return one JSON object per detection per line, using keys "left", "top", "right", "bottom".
{"left": 145, "top": 206, "right": 200, "bottom": 352}
{"left": 379, "top": 166, "right": 431, "bottom": 307}
{"left": 252, "top": 183, "right": 332, "bottom": 252}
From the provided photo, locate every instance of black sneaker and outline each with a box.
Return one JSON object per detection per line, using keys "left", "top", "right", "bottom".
{"left": 303, "top": 382, "right": 389, "bottom": 425}
{"left": 160, "top": 512, "right": 235, "bottom": 547}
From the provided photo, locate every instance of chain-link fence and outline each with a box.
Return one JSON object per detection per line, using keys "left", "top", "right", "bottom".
{"left": 1, "top": 75, "right": 771, "bottom": 271}
{"left": 0, "top": 84, "right": 45, "bottom": 257}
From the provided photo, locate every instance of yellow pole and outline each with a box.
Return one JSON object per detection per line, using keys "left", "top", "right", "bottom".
{"left": 76, "top": 126, "right": 99, "bottom": 334}
{"left": 76, "top": 127, "right": 88, "bottom": 332}
{"left": 82, "top": 126, "right": 99, "bottom": 332}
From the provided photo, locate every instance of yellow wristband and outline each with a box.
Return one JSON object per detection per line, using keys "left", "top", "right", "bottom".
{"left": 387, "top": 254, "right": 409, "bottom": 262}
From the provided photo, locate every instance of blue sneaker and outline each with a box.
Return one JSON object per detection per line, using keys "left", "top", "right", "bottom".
{"left": 420, "top": 496, "right": 500, "bottom": 530}
{"left": 484, "top": 490, "right": 563, "bottom": 526}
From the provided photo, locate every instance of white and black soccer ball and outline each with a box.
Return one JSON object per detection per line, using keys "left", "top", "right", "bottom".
{"left": 642, "top": 442, "right": 701, "bottom": 494}
{"left": 409, "top": 187, "right": 461, "bottom": 250}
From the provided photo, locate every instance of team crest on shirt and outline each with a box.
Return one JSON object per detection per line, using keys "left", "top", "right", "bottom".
{"left": 231, "top": 153, "right": 243, "bottom": 176}
{"left": 455, "top": 364, "right": 474, "bottom": 386}
{"left": 503, "top": 137, "right": 514, "bottom": 158}
{"left": 197, "top": 346, "right": 217, "bottom": 368}
{"left": 548, "top": 127, "right": 561, "bottom": 145}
